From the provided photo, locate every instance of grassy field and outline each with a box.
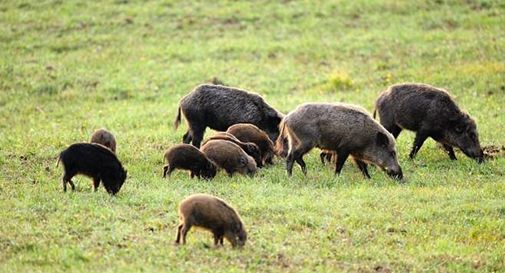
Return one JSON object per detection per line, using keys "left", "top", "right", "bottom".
{"left": 1, "top": 0, "right": 505, "bottom": 272}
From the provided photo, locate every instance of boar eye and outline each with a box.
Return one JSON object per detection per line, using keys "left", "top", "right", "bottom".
{"left": 454, "top": 126, "right": 464, "bottom": 134}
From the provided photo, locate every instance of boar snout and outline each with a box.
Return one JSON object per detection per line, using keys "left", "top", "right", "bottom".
{"left": 386, "top": 167, "right": 403, "bottom": 181}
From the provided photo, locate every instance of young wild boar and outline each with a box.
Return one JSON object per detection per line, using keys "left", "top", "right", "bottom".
{"left": 202, "top": 132, "right": 263, "bottom": 168}
{"left": 163, "top": 144, "right": 217, "bottom": 179}
{"left": 374, "top": 83, "right": 484, "bottom": 162}
{"left": 226, "top": 123, "right": 276, "bottom": 165}
{"left": 277, "top": 103, "right": 403, "bottom": 180}
{"left": 90, "top": 128, "right": 117, "bottom": 152}
{"left": 57, "top": 143, "right": 127, "bottom": 195}
{"left": 175, "top": 193, "right": 247, "bottom": 247}
{"left": 174, "top": 84, "right": 283, "bottom": 147}
{"left": 200, "top": 140, "right": 257, "bottom": 177}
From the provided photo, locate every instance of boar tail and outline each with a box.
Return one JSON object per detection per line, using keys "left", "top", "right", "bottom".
{"left": 274, "top": 120, "right": 287, "bottom": 156}
{"left": 56, "top": 156, "right": 61, "bottom": 167}
{"left": 174, "top": 106, "right": 182, "bottom": 129}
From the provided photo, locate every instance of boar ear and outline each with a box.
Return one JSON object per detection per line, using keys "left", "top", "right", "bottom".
{"left": 376, "top": 132, "right": 389, "bottom": 148}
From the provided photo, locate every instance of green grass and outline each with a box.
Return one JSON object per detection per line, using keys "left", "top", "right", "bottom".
{"left": 1, "top": 0, "right": 505, "bottom": 272}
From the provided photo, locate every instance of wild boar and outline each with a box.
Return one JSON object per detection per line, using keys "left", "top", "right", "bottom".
{"left": 175, "top": 193, "right": 247, "bottom": 247}
{"left": 90, "top": 128, "right": 117, "bottom": 152}
{"left": 200, "top": 140, "right": 257, "bottom": 177}
{"left": 226, "top": 123, "right": 276, "bottom": 165}
{"left": 174, "top": 84, "right": 283, "bottom": 147}
{"left": 202, "top": 132, "right": 263, "bottom": 168}
{"left": 57, "top": 143, "right": 127, "bottom": 195}
{"left": 277, "top": 103, "right": 403, "bottom": 180}
{"left": 374, "top": 83, "right": 483, "bottom": 162}
{"left": 163, "top": 144, "right": 217, "bottom": 179}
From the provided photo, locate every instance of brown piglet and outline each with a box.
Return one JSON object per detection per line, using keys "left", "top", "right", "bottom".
{"left": 175, "top": 193, "right": 247, "bottom": 247}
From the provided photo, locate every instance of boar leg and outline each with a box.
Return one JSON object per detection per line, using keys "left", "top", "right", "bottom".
{"left": 409, "top": 133, "right": 428, "bottom": 159}
{"left": 62, "top": 171, "right": 76, "bottom": 192}
{"left": 287, "top": 145, "right": 311, "bottom": 176}
{"left": 62, "top": 177, "right": 67, "bottom": 192}
{"left": 180, "top": 224, "right": 192, "bottom": 245}
{"left": 295, "top": 157, "right": 307, "bottom": 175}
{"left": 182, "top": 131, "right": 192, "bottom": 144}
{"left": 213, "top": 231, "right": 224, "bottom": 246}
{"left": 442, "top": 144, "right": 457, "bottom": 160}
{"left": 286, "top": 154, "right": 295, "bottom": 176}
{"left": 68, "top": 180, "right": 76, "bottom": 191}
{"left": 164, "top": 165, "right": 175, "bottom": 178}
{"left": 162, "top": 165, "right": 169, "bottom": 178}
{"left": 175, "top": 224, "right": 183, "bottom": 244}
{"left": 386, "top": 124, "right": 402, "bottom": 139}
{"left": 320, "top": 152, "right": 326, "bottom": 164}
{"left": 92, "top": 177, "right": 101, "bottom": 191}
{"left": 353, "top": 158, "right": 371, "bottom": 179}
{"left": 190, "top": 127, "right": 205, "bottom": 148}
{"left": 335, "top": 150, "right": 350, "bottom": 175}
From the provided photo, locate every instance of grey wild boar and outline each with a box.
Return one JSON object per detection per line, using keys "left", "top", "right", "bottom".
{"left": 277, "top": 103, "right": 403, "bottom": 180}
{"left": 202, "top": 132, "right": 263, "bottom": 168}
{"left": 176, "top": 193, "right": 247, "bottom": 247}
{"left": 200, "top": 139, "right": 257, "bottom": 177}
{"left": 163, "top": 144, "right": 217, "bottom": 179}
{"left": 90, "top": 128, "right": 117, "bottom": 152}
{"left": 227, "top": 123, "right": 276, "bottom": 165}
{"left": 57, "top": 143, "right": 127, "bottom": 195}
{"left": 174, "top": 84, "right": 283, "bottom": 147}
{"left": 375, "top": 83, "right": 483, "bottom": 162}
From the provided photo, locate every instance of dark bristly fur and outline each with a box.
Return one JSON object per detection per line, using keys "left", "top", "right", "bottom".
{"left": 200, "top": 139, "right": 257, "bottom": 177}
{"left": 375, "top": 83, "right": 483, "bottom": 163}
{"left": 202, "top": 132, "right": 263, "bottom": 168}
{"left": 90, "top": 128, "right": 117, "bottom": 152}
{"left": 175, "top": 193, "right": 247, "bottom": 247}
{"left": 227, "top": 123, "right": 276, "bottom": 166}
{"left": 276, "top": 103, "right": 403, "bottom": 180}
{"left": 57, "top": 143, "right": 127, "bottom": 195}
{"left": 163, "top": 144, "right": 217, "bottom": 179}
{"left": 174, "top": 84, "right": 283, "bottom": 147}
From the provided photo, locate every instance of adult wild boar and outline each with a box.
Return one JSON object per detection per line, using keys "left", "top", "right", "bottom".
{"left": 174, "top": 84, "right": 283, "bottom": 147}
{"left": 277, "top": 103, "right": 403, "bottom": 180}
{"left": 176, "top": 193, "right": 247, "bottom": 247}
{"left": 57, "top": 143, "right": 127, "bottom": 195}
{"left": 374, "top": 83, "right": 483, "bottom": 162}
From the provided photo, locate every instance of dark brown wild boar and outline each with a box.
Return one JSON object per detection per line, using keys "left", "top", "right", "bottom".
{"left": 174, "top": 84, "right": 283, "bottom": 147}
{"left": 277, "top": 103, "right": 403, "bottom": 180}
{"left": 163, "top": 144, "right": 217, "bottom": 179}
{"left": 227, "top": 123, "right": 276, "bottom": 166}
{"left": 200, "top": 140, "right": 257, "bottom": 177}
{"left": 375, "top": 83, "right": 483, "bottom": 162}
{"left": 57, "top": 143, "right": 127, "bottom": 195}
{"left": 175, "top": 193, "right": 247, "bottom": 247}
{"left": 90, "top": 129, "right": 117, "bottom": 152}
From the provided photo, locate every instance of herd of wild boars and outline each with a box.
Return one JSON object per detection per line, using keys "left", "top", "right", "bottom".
{"left": 57, "top": 83, "right": 486, "bottom": 190}
{"left": 56, "top": 82, "right": 487, "bottom": 247}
